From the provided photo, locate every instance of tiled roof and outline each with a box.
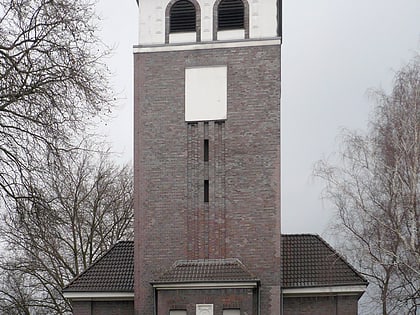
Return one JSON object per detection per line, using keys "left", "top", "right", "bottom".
{"left": 63, "top": 241, "right": 134, "bottom": 292}
{"left": 282, "top": 234, "right": 367, "bottom": 288}
{"left": 63, "top": 235, "right": 367, "bottom": 292}
{"left": 153, "top": 258, "right": 258, "bottom": 284}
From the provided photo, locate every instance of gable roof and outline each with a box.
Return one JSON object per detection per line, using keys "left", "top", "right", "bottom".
{"left": 153, "top": 258, "right": 258, "bottom": 284}
{"left": 63, "top": 234, "right": 366, "bottom": 293}
{"left": 282, "top": 234, "right": 367, "bottom": 288}
{"left": 63, "top": 241, "right": 134, "bottom": 292}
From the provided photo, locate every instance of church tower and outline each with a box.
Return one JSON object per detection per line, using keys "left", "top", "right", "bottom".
{"left": 134, "top": 1, "right": 282, "bottom": 314}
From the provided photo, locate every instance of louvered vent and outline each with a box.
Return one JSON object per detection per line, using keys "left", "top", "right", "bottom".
{"left": 218, "top": 0, "right": 244, "bottom": 30}
{"left": 170, "top": 0, "right": 196, "bottom": 33}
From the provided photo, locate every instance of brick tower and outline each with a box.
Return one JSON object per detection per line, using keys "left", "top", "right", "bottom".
{"left": 134, "top": 1, "right": 282, "bottom": 314}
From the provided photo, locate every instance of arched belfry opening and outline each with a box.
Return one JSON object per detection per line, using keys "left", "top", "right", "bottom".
{"left": 170, "top": 0, "right": 196, "bottom": 33}
{"left": 213, "top": 0, "right": 248, "bottom": 40}
{"left": 217, "top": 0, "right": 245, "bottom": 30}
{"left": 166, "top": 0, "right": 201, "bottom": 43}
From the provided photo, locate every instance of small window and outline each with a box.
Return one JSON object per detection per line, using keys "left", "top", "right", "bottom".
{"left": 170, "top": 0, "right": 196, "bottom": 33}
{"left": 170, "top": 311, "right": 187, "bottom": 315}
{"left": 218, "top": 0, "right": 244, "bottom": 30}
{"left": 223, "top": 310, "right": 240, "bottom": 315}
{"left": 204, "top": 180, "right": 209, "bottom": 203}
{"left": 204, "top": 139, "right": 209, "bottom": 162}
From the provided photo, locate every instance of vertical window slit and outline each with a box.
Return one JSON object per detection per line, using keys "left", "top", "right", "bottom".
{"left": 204, "top": 139, "right": 209, "bottom": 162}
{"left": 204, "top": 180, "right": 209, "bottom": 203}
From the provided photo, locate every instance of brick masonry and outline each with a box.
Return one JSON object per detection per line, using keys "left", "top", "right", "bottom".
{"left": 71, "top": 301, "right": 134, "bottom": 315}
{"left": 157, "top": 288, "right": 256, "bottom": 314}
{"left": 283, "top": 296, "right": 359, "bottom": 315}
{"left": 134, "top": 44, "right": 281, "bottom": 314}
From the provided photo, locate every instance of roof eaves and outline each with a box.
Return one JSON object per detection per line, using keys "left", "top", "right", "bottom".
{"left": 152, "top": 281, "right": 260, "bottom": 290}
{"left": 151, "top": 278, "right": 260, "bottom": 285}
{"left": 282, "top": 284, "right": 367, "bottom": 297}
{"left": 62, "top": 291, "right": 134, "bottom": 301}
{"left": 283, "top": 281, "right": 369, "bottom": 289}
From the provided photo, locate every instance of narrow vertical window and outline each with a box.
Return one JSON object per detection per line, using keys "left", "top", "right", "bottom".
{"left": 204, "top": 139, "right": 209, "bottom": 162}
{"left": 204, "top": 180, "right": 209, "bottom": 203}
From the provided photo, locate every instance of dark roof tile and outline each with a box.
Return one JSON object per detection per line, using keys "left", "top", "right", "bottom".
{"left": 153, "top": 258, "right": 258, "bottom": 284}
{"left": 282, "top": 234, "right": 367, "bottom": 288}
{"left": 63, "top": 235, "right": 367, "bottom": 292}
{"left": 63, "top": 241, "right": 134, "bottom": 292}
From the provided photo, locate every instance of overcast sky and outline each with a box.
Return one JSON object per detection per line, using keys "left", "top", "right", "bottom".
{"left": 95, "top": 0, "right": 420, "bottom": 237}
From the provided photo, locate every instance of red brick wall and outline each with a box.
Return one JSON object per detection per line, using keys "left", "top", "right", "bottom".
{"left": 283, "top": 295, "right": 359, "bottom": 315}
{"left": 71, "top": 301, "right": 134, "bottom": 315}
{"left": 72, "top": 301, "right": 92, "bottom": 315}
{"left": 134, "top": 44, "right": 281, "bottom": 315}
{"left": 92, "top": 301, "right": 134, "bottom": 314}
{"left": 157, "top": 288, "right": 256, "bottom": 314}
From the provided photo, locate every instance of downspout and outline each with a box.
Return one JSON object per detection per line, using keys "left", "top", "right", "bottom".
{"left": 335, "top": 295, "right": 338, "bottom": 315}
{"left": 153, "top": 287, "right": 158, "bottom": 315}
{"left": 280, "top": 287, "right": 284, "bottom": 315}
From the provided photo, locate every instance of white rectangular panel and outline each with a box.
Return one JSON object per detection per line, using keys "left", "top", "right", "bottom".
{"left": 196, "top": 304, "right": 214, "bottom": 315}
{"left": 169, "top": 32, "right": 197, "bottom": 44}
{"left": 185, "top": 66, "right": 227, "bottom": 122}
{"left": 217, "top": 29, "right": 245, "bottom": 41}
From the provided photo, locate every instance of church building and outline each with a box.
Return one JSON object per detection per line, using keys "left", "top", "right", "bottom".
{"left": 63, "top": 1, "right": 367, "bottom": 314}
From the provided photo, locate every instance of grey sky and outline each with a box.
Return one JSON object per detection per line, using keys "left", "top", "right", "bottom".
{"left": 95, "top": 0, "right": 420, "bottom": 235}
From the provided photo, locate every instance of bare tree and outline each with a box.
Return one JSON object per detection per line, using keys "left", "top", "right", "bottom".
{"left": 0, "top": 269, "right": 34, "bottom": 314}
{"left": 315, "top": 56, "right": 420, "bottom": 315}
{"left": 0, "top": 1, "right": 130, "bottom": 313}
{"left": 0, "top": 148, "right": 134, "bottom": 314}
{"left": 0, "top": 0, "right": 112, "bottom": 200}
